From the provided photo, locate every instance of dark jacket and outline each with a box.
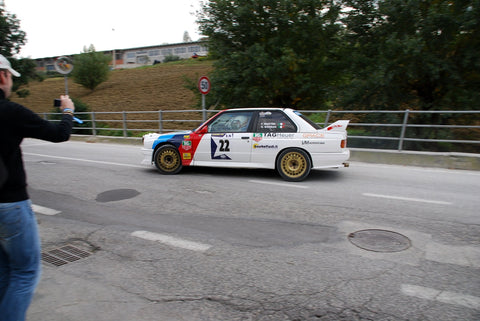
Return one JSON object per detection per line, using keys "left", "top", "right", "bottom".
{"left": 0, "top": 90, "right": 73, "bottom": 202}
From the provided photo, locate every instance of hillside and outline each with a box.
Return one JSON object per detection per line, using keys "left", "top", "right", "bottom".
{"left": 11, "top": 60, "right": 213, "bottom": 114}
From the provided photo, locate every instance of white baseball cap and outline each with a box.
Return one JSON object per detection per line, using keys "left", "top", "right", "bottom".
{"left": 0, "top": 54, "right": 21, "bottom": 77}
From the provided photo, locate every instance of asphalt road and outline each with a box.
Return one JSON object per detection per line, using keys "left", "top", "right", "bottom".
{"left": 20, "top": 139, "right": 480, "bottom": 321}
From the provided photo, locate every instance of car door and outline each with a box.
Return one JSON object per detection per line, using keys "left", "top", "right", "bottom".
{"left": 193, "top": 111, "right": 254, "bottom": 164}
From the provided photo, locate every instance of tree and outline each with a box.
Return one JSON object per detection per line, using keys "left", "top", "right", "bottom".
{"left": 183, "top": 31, "right": 192, "bottom": 42}
{"left": 72, "top": 45, "right": 111, "bottom": 91}
{"left": 339, "top": 0, "right": 480, "bottom": 111}
{"left": 0, "top": 5, "right": 26, "bottom": 57}
{"left": 197, "top": 0, "right": 345, "bottom": 109}
{"left": 0, "top": 5, "right": 39, "bottom": 96}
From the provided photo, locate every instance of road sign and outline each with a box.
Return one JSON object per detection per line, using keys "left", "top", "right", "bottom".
{"left": 198, "top": 76, "right": 211, "bottom": 95}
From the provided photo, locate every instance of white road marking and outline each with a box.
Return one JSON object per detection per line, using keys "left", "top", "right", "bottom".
{"left": 402, "top": 284, "right": 480, "bottom": 310}
{"left": 32, "top": 204, "right": 61, "bottom": 216}
{"left": 249, "top": 179, "right": 308, "bottom": 189}
{"left": 131, "top": 231, "right": 212, "bottom": 252}
{"left": 24, "top": 153, "right": 143, "bottom": 168}
{"left": 363, "top": 193, "right": 452, "bottom": 205}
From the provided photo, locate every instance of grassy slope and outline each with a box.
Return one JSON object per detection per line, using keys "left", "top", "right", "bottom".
{"left": 11, "top": 60, "right": 213, "bottom": 114}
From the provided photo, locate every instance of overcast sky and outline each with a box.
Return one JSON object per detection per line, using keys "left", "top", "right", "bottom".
{"left": 5, "top": 0, "right": 202, "bottom": 59}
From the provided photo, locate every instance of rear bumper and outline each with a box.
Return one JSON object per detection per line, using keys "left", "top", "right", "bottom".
{"left": 311, "top": 149, "right": 350, "bottom": 169}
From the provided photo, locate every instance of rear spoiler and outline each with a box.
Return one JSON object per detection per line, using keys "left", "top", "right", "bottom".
{"left": 324, "top": 120, "right": 350, "bottom": 132}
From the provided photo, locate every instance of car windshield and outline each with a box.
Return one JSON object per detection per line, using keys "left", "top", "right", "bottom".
{"left": 294, "top": 111, "right": 322, "bottom": 129}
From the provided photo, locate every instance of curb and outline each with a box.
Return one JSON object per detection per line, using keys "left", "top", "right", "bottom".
{"left": 349, "top": 148, "right": 480, "bottom": 171}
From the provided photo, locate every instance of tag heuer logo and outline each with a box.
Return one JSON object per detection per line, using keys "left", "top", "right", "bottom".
{"left": 253, "top": 133, "right": 263, "bottom": 142}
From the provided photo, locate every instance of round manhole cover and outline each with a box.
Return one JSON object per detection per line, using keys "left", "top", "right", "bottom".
{"left": 96, "top": 189, "right": 140, "bottom": 202}
{"left": 348, "top": 229, "right": 411, "bottom": 252}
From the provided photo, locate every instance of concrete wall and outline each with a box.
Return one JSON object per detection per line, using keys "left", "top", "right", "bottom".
{"left": 349, "top": 148, "right": 480, "bottom": 171}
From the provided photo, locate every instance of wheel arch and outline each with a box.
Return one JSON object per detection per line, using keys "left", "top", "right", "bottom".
{"left": 274, "top": 147, "right": 313, "bottom": 171}
{"left": 151, "top": 141, "right": 178, "bottom": 162}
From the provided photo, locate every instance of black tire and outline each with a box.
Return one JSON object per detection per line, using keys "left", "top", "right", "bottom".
{"left": 153, "top": 145, "right": 183, "bottom": 174}
{"left": 276, "top": 148, "right": 311, "bottom": 182}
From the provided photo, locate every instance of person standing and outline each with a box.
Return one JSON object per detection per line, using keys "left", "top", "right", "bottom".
{"left": 0, "top": 54, "right": 75, "bottom": 321}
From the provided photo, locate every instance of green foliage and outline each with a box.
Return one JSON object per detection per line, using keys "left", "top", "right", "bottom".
{"left": 11, "top": 58, "right": 43, "bottom": 92}
{"left": 339, "top": 0, "right": 480, "bottom": 111}
{"left": 0, "top": 6, "right": 25, "bottom": 56}
{"left": 197, "top": 0, "right": 480, "bottom": 112}
{"left": 198, "top": 0, "right": 346, "bottom": 109}
{"left": 163, "top": 55, "right": 181, "bottom": 63}
{"left": 15, "top": 88, "right": 29, "bottom": 98}
{"left": 72, "top": 45, "right": 111, "bottom": 91}
{"left": 0, "top": 6, "right": 39, "bottom": 93}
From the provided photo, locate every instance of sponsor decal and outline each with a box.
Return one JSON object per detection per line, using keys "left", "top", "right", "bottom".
{"left": 327, "top": 124, "right": 343, "bottom": 131}
{"left": 302, "top": 140, "right": 325, "bottom": 145}
{"left": 253, "top": 144, "right": 279, "bottom": 149}
{"left": 259, "top": 111, "right": 272, "bottom": 117}
{"left": 303, "top": 133, "right": 325, "bottom": 138}
{"left": 253, "top": 133, "right": 263, "bottom": 142}
{"left": 182, "top": 140, "right": 192, "bottom": 151}
{"left": 183, "top": 153, "right": 192, "bottom": 160}
{"left": 212, "top": 133, "right": 233, "bottom": 138}
{"left": 183, "top": 135, "right": 190, "bottom": 139}
{"left": 260, "top": 122, "right": 277, "bottom": 129}
{"left": 263, "top": 133, "right": 295, "bottom": 139}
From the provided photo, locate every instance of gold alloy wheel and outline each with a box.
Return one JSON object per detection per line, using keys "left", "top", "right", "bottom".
{"left": 276, "top": 148, "right": 311, "bottom": 181}
{"left": 281, "top": 151, "right": 307, "bottom": 178}
{"left": 154, "top": 146, "right": 182, "bottom": 174}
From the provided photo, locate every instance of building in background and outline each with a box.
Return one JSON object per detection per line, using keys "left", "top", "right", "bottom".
{"left": 33, "top": 40, "right": 208, "bottom": 72}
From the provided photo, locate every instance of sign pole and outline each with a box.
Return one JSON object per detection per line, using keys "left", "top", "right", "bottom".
{"left": 202, "top": 94, "right": 206, "bottom": 122}
{"left": 198, "top": 76, "right": 211, "bottom": 122}
{"left": 54, "top": 56, "right": 83, "bottom": 124}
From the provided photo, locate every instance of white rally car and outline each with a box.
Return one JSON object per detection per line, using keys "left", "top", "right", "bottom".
{"left": 141, "top": 108, "right": 349, "bottom": 181}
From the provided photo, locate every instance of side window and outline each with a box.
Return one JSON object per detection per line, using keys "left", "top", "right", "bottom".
{"left": 208, "top": 111, "right": 253, "bottom": 133}
{"left": 255, "top": 111, "right": 297, "bottom": 133}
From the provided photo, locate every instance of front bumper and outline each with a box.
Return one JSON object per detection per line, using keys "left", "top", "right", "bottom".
{"left": 141, "top": 148, "right": 153, "bottom": 166}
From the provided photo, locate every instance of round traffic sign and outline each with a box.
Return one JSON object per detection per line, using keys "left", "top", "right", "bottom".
{"left": 54, "top": 56, "right": 74, "bottom": 75}
{"left": 198, "top": 76, "right": 211, "bottom": 95}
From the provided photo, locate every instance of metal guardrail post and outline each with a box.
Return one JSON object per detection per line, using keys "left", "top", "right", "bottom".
{"left": 159, "top": 110, "right": 163, "bottom": 133}
{"left": 324, "top": 109, "right": 332, "bottom": 127}
{"left": 91, "top": 112, "right": 97, "bottom": 136}
{"left": 398, "top": 109, "right": 410, "bottom": 151}
{"left": 122, "top": 111, "right": 128, "bottom": 137}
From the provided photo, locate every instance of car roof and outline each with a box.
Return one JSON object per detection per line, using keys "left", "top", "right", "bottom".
{"left": 222, "top": 107, "right": 296, "bottom": 113}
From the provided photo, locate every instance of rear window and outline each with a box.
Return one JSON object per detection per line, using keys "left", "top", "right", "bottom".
{"left": 294, "top": 111, "right": 322, "bottom": 130}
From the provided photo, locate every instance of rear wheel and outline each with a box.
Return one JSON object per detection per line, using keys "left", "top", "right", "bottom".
{"left": 153, "top": 145, "right": 183, "bottom": 174}
{"left": 276, "top": 148, "right": 311, "bottom": 182}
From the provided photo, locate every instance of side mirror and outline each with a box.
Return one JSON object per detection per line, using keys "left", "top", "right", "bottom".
{"left": 196, "top": 126, "right": 208, "bottom": 135}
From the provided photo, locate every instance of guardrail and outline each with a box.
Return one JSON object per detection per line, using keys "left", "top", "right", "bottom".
{"left": 41, "top": 109, "right": 480, "bottom": 153}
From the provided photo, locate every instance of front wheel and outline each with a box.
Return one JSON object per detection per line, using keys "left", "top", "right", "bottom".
{"left": 276, "top": 148, "right": 311, "bottom": 182}
{"left": 153, "top": 145, "right": 183, "bottom": 174}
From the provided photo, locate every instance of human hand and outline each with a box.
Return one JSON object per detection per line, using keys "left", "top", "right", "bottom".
{"left": 59, "top": 95, "right": 75, "bottom": 113}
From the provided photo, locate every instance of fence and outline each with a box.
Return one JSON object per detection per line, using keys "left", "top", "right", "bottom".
{"left": 41, "top": 109, "right": 480, "bottom": 153}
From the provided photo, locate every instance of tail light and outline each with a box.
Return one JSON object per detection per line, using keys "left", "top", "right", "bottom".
{"left": 340, "top": 139, "right": 347, "bottom": 148}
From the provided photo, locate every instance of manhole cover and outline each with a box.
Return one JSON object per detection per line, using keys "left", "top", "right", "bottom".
{"left": 96, "top": 189, "right": 140, "bottom": 202}
{"left": 42, "top": 244, "right": 92, "bottom": 267}
{"left": 348, "top": 229, "right": 411, "bottom": 252}
{"left": 39, "top": 160, "right": 56, "bottom": 165}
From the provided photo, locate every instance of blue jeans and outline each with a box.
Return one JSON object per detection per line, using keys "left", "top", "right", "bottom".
{"left": 0, "top": 200, "right": 41, "bottom": 321}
